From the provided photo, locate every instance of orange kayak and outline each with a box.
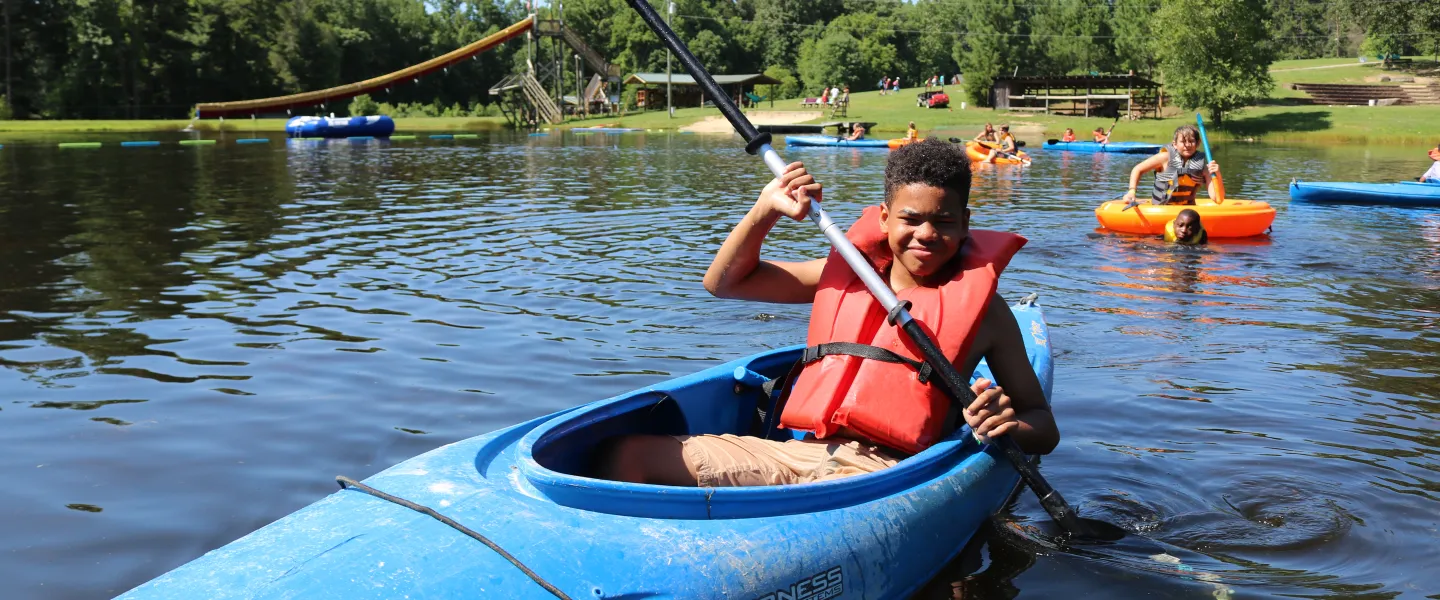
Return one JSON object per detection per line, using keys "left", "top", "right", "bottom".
{"left": 1094, "top": 199, "right": 1276, "bottom": 238}
{"left": 965, "top": 141, "right": 1030, "bottom": 164}
{"left": 888, "top": 137, "right": 922, "bottom": 149}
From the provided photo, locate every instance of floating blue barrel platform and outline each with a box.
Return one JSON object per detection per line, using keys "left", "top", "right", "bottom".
{"left": 115, "top": 299, "right": 1053, "bottom": 600}
{"left": 285, "top": 116, "right": 395, "bottom": 139}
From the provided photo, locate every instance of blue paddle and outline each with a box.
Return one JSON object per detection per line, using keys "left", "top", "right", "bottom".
{"left": 627, "top": 0, "right": 1124, "bottom": 542}
{"left": 1196, "top": 114, "right": 1226, "bottom": 202}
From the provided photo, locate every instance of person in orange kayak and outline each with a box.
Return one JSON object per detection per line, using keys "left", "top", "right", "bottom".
{"left": 1062, "top": 128, "right": 1077, "bottom": 142}
{"left": 1164, "top": 209, "right": 1208, "bottom": 245}
{"left": 1122, "top": 125, "right": 1220, "bottom": 206}
{"left": 982, "top": 125, "right": 1018, "bottom": 163}
{"left": 974, "top": 123, "right": 999, "bottom": 143}
{"left": 1092, "top": 127, "right": 1109, "bottom": 143}
{"left": 597, "top": 140, "right": 1059, "bottom": 486}
{"left": 1421, "top": 143, "right": 1440, "bottom": 183}
{"left": 906, "top": 121, "right": 920, "bottom": 141}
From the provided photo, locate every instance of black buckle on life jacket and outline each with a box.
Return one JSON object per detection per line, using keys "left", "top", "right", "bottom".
{"left": 886, "top": 300, "right": 912, "bottom": 326}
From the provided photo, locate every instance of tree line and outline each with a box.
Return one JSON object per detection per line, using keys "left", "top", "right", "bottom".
{"left": 0, "top": 0, "right": 1437, "bottom": 121}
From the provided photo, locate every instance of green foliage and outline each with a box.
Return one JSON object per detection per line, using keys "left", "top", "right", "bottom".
{"left": 957, "top": 0, "right": 1025, "bottom": 106}
{"left": 763, "top": 65, "right": 802, "bottom": 100}
{"left": 0, "top": 96, "right": 12, "bottom": 120}
{"left": 796, "top": 30, "right": 864, "bottom": 94}
{"left": 1266, "top": 0, "right": 1338, "bottom": 59}
{"left": 0, "top": 0, "right": 1398, "bottom": 122}
{"left": 1, "top": 0, "right": 526, "bottom": 120}
{"left": 1152, "top": 0, "right": 1276, "bottom": 124}
{"left": 1348, "top": 0, "right": 1440, "bottom": 58}
{"left": 349, "top": 94, "right": 381, "bottom": 116}
{"left": 1031, "top": 0, "right": 1113, "bottom": 74}
{"left": 1111, "top": 0, "right": 1155, "bottom": 74}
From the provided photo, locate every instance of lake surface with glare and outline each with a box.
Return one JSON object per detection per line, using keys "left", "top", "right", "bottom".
{"left": 1, "top": 131, "right": 1435, "bottom": 599}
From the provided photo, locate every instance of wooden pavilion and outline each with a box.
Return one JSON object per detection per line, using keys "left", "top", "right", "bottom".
{"left": 991, "top": 75, "right": 1162, "bottom": 119}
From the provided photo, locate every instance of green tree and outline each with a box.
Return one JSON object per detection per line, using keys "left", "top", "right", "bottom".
{"left": 796, "top": 29, "right": 864, "bottom": 94}
{"left": 1266, "top": 0, "right": 1331, "bottom": 59}
{"left": 1030, "top": 0, "right": 1113, "bottom": 74}
{"left": 763, "top": 65, "right": 801, "bottom": 99}
{"left": 348, "top": 93, "right": 380, "bottom": 115}
{"left": 1152, "top": 0, "right": 1275, "bottom": 124}
{"left": 1111, "top": 0, "right": 1155, "bottom": 74}
{"left": 956, "top": 0, "right": 1025, "bottom": 106}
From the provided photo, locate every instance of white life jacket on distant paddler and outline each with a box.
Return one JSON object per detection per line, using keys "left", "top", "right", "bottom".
{"left": 777, "top": 206, "right": 1026, "bottom": 455}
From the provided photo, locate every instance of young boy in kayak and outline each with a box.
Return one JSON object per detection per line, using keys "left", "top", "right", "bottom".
{"left": 1121, "top": 125, "right": 1220, "bottom": 206}
{"left": 905, "top": 121, "right": 920, "bottom": 142}
{"left": 1421, "top": 143, "right": 1440, "bottom": 183}
{"left": 598, "top": 140, "right": 1059, "bottom": 487}
{"left": 1165, "top": 209, "right": 1208, "bottom": 245}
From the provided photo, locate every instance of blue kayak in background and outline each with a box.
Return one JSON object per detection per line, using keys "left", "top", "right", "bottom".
{"left": 786, "top": 135, "right": 892, "bottom": 148}
{"left": 116, "top": 299, "right": 1054, "bottom": 600}
{"left": 1042, "top": 140, "right": 1161, "bottom": 154}
{"left": 285, "top": 116, "right": 396, "bottom": 139}
{"left": 1289, "top": 180, "right": 1440, "bottom": 207}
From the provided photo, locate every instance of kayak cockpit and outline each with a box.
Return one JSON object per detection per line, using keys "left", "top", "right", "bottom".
{"left": 515, "top": 346, "right": 995, "bottom": 520}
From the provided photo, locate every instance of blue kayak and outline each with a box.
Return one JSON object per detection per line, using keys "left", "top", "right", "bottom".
{"left": 117, "top": 299, "right": 1053, "bottom": 600}
{"left": 786, "top": 135, "right": 892, "bottom": 148}
{"left": 1289, "top": 180, "right": 1440, "bottom": 207}
{"left": 1042, "top": 140, "right": 1161, "bottom": 154}
{"left": 285, "top": 116, "right": 396, "bottom": 139}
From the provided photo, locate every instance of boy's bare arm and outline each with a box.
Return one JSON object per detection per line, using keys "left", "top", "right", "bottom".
{"left": 963, "top": 293, "right": 1060, "bottom": 455}
{"left": 703, "top": 162, "right": 825, "bottom": 304}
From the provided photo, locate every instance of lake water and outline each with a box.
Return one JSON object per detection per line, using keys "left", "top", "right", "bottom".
{"left": 0, "top": 132, "right": 1436, "bottom": 599}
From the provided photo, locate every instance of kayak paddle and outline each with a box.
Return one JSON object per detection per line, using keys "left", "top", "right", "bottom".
{"left": 627, "top": 0, "right": 1122, "bottom": 542}
{"left": 1195, "top": 114, "right": 1225, "bottom": 203}
{"left": 1102, "top": 114, "right": 1120, "bottom": 145}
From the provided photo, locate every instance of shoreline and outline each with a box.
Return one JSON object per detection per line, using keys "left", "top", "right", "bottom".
{"left": 3, "top": 104, "right": 1436, "bottom": 146}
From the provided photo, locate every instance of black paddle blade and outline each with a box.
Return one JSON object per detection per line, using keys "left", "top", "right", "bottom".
{"left": 948, "top": 137, "right": 964, "bottom": 143}
{"left": 1071, "top": 517, "right": 1130, "bottom": 542}
{"left": 1046, "top": 138, "right": 1059, "bottom": 144}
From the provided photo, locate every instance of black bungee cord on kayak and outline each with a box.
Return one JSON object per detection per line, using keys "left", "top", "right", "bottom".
{"left": 335, "top": 476, "right": 573, "bottom": 600}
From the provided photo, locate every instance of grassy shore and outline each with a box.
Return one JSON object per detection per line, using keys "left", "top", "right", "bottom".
{"left": 5, "top": 57, "right": 1439, "bottom": 144}
{"left": 0, "top": 116, "right": 510, "bottom": 135}
{"left": 559, "top": 88, "right": 1440, "bottom": 144}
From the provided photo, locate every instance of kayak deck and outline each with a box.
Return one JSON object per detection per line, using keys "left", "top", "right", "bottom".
{"left": 1289, "top": 180, "right": 1440, "bottom": 207}
{"left": 1042, "top": 141, "right": 1161, "bottom": 154}
{"left": 785, "top": 135, "right": 892, "bottom": 148}
{"left": 117, "top": 302, "right": 1053, "bottom": 600}
{"left": 1094, "top": 199, "right": 1276, "bottom": 237}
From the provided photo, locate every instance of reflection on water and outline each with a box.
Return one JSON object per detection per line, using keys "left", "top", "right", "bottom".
{"left": 0, "top": 134, "right": 1436, "bottom": 599}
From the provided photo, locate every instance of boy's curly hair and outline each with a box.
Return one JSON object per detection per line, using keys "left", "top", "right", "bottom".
{"left": 883, "top": 138, "right": 971, "bottom": 207}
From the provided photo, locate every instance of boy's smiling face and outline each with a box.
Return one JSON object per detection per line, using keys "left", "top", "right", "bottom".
{"left": 879, "top": 184, "right": 969, "bottom": 283}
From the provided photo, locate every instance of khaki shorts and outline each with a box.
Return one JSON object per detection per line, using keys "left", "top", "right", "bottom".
{"left": 676, "top": 433, "right": 904, "bottom": 487}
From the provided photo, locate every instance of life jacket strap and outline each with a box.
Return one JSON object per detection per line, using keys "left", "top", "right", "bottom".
{"left": 801, "top": 342, "right": 934, "bottom": 385}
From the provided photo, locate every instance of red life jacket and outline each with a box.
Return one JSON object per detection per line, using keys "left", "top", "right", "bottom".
{"left": 778, "top": 205, "right": 1027, "bottom": 454}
